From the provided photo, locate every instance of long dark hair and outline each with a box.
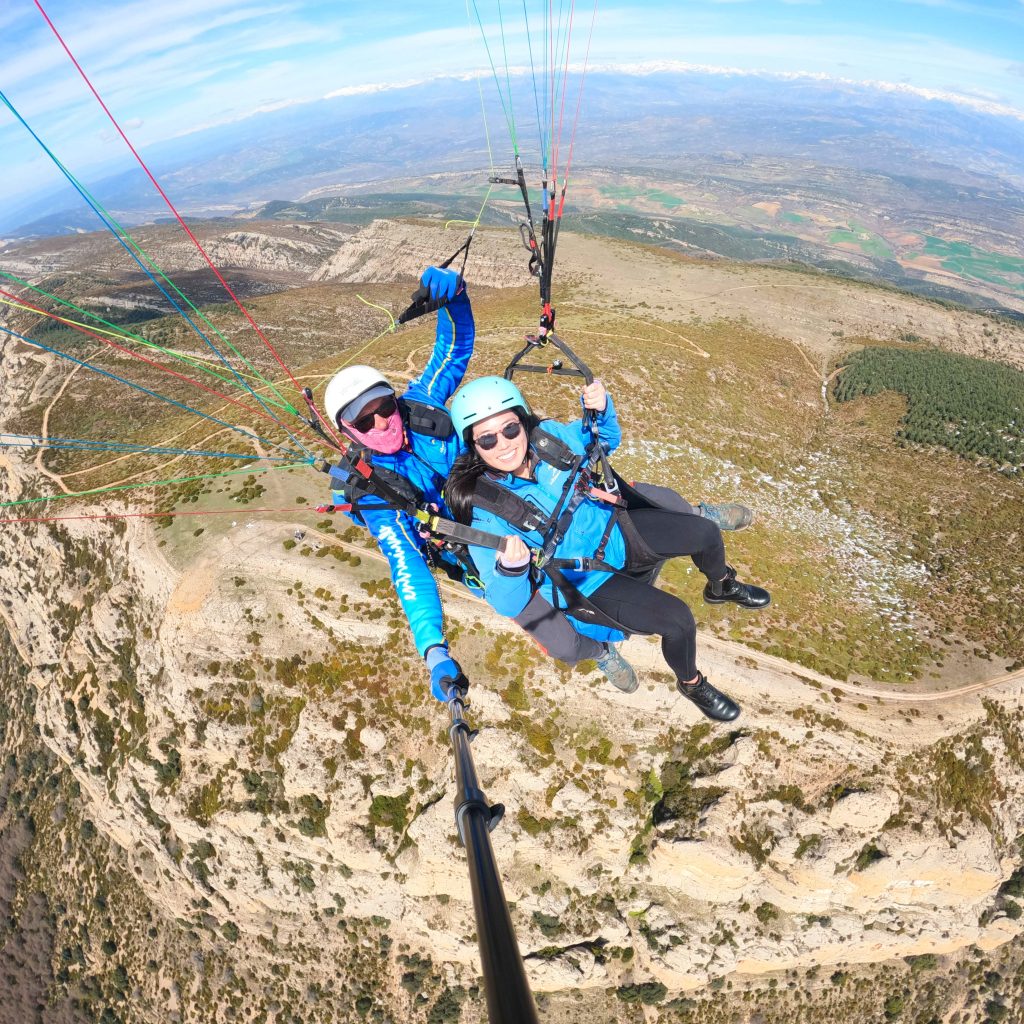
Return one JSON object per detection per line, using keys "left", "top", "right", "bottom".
{"left": 444, "top": 411, "right": 541, "bottom": 524}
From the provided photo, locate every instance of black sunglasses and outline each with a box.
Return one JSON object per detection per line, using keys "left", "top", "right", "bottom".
{"left": 349, "top": 395, "right": 397, "bottom": 432}
{"left": 474, "top": 420, "right": 524, "bottom": 451}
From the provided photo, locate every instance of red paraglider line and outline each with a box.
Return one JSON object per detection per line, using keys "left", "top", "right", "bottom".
{"left": 33, "top": 0, "right": 348, "bottom": 452}
{"left": 0, "top": 286, "right": 320, "bottom": 447}
{"left": 550, "top": 0, "right": 576, "bottom": 205}
{"left": 0, "top": 506, "right": 321, "bottom": 526}
{"left": 559, "top": 0, "right": 597, "bottom": 218}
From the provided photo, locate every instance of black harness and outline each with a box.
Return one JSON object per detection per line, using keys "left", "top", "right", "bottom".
{"left": 469, "top": 424, "right": 676, "bottom": 635}
{"left": 329, "top": 398, "right": 501, "bottom": 587}
{"left": 336, "top": 399, "right": 451, "bottom": 525}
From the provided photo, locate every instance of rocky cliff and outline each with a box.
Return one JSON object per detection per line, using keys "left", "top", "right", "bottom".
{"left": 1, "top": 221, "right": 1023, "bottom": 1023}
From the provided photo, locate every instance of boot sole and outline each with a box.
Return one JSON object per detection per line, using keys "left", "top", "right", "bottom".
{"left": 727, "top": 511, "right": 756, "bottom": 532}
{"left": 609, "top": 680, "right": 640, "bottom": 694}
{"left": 677, "top": 691, "right": 741, "bottom": 721}
{"left": 703, "top": 595, "right": 771, "bottom": 609}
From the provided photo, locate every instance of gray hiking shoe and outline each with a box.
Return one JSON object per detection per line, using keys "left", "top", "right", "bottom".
{"left": 595, "top": 643, "right": 639, "bottom": 693}
{"left": 698, "top": 501, "right": 754, "bottom": 531}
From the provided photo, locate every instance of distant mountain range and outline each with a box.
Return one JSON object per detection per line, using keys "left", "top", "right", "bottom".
{"left": 5, "top": 70, "right": 1024, "bottom": 315}
{"left": 5, "top": 70, "right": 1023, "bottom": 235}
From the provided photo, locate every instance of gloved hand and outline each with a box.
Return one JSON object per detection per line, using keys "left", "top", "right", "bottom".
{"left": 425, "top": 645, "right": 468, "bottom": 702}
{"left": 421, "top": 266, "right": 461, "bottom": 303}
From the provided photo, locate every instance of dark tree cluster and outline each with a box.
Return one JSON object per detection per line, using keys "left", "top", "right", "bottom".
{"left": 834, "top": 347, "right": 1024, "bottom": 472}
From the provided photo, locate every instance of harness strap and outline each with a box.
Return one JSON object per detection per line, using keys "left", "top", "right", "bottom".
{"left": 418, "top": 512, "right": 506, "bottom": 552}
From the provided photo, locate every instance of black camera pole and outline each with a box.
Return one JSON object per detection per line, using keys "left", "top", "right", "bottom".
{"left": 445, "top": 683, "right": 540, "bottom": 1024}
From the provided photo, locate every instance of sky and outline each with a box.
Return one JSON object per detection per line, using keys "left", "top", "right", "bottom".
{"left": 2, "top": 0, "right": 1023, "bottom": 219}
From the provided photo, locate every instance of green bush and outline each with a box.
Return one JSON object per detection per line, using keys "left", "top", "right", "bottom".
{"left": 616, "top": 981, "right": 668, "bottom": 1004}
{"left": 884, "top": 993, "right": 905, "bottom": 1019}
{"left": 854, "top": 841, "right": 886, "bottom": 872}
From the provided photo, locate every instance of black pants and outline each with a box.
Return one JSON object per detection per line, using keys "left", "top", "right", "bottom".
{"left": 586, "top": 509, "right": 726, "bottom": 681}
{"left": 514, "top": 591, "right": 604, "bottom": 665}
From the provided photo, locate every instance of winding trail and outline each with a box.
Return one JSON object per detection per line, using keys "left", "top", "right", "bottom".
{"left": 561, "top": 300, "right": 711, "bottom": 358}
{"left": 20, "top": 310, "right": 1021, "bottom": 710}
{"left": 292, "top": 524, "right": 1023, "bottom": 707}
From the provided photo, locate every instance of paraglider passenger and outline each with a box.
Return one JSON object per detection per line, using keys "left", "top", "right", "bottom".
{"left": 445, "top": 376, "right": 771, "bottom": 721}
{"left": 322, "top": 268, "right": 641, "bottom": 701}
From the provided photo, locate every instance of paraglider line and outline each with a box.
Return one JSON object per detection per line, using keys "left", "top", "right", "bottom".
{"left": 521, "top": 0, "right": 547, "bottom": 173}
{"left": 0, "top": 85, "right": 313, "bottom": 457}
{"left": 0, "top": 504, "right": 311, "bottom": 526}
{"left": 0, "top": 289, "right": 311, "bottom": 454}
{"left": 470, "top": 0, "right": 520, "bottom": 152}
{"left": 0, "top": 284, "right": 287, "bottom": 405}
{"left": 0, "top": 460, "right": 311, "bottom": 512}
{"left": 34, "top": 0, "right": 345, "bottom": 451}
{"left": 1, "top": 325, "right": 299, "bottom": 458}
{"left": 0, "top": 434, "right": 292, "bottom": 462}
{"left": 560, "top": 0, "right": 598, "bottom": 209}
{"left": 0, "top": 274, "right": 294, "bottom": 415}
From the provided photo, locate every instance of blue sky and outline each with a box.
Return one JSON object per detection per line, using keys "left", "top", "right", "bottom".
{"left": 2, "top": 0, "right": 1023, "bottom": 219}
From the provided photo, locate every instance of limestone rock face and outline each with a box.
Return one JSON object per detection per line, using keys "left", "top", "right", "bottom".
{"left": 828, "top": 789, "right": 899, "bottom": 831}
{"left": 1, "top": 220, "right": 1023, "bottom": 1020}
{"left": 311, "top": 219, "right": 534, "bottom": 289}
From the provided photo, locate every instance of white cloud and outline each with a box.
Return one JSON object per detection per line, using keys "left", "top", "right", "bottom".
{"left": 3, "top": 1, "right": 1023, "bottom": 216}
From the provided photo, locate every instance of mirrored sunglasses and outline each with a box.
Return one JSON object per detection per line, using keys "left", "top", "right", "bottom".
{"left": 474, "top": 420, "right": 524, "bottom": 451}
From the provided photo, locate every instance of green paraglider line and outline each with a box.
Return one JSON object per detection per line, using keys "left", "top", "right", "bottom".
{"left": 0, "top": 304, "right": 312, "bottom": 455}
{"left": 0, "top": 274, "right": 292, "bottom": 411}
{"left": 33, "top": 1, "right": 347, "bottom": 449}
{"left": 35, "top": 188, "right": 301, "bottom": 415}
{"left": 0, "top": 433, "right": 296, "bottom": 461}
{"left": 471, "top": 0, "right": 521, "bottom": 154}
{"left": 0, "top": 461, "right": 312, "bottom": 511}
{"left": 521, "top": 0, "right": 547, "bottom": 173}
{"left": 0, "top": 504, "right": 319, "bottom": 526}
{"left": 44, "top": 188, "right": 299, "bottom": 415}
{"left": 2, "top": 324, "right": 304, "bottom": 459}
{"left": 0, "top": 86, "right": 312, "bottom": 457}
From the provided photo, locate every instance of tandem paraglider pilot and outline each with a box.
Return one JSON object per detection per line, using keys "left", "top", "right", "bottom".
{"left": 320, "top": 266, "right": 647, "bottom": 702}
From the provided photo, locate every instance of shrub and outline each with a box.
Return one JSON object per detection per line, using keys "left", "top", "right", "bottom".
{"left": 884, "top": 993, "right": 905, "bottom": 1019}
{"left": 616, "top": 982, "right": 667, "bottom": 1005}
{"left": 854, "top": 841, "right": 886, "bottom": 872}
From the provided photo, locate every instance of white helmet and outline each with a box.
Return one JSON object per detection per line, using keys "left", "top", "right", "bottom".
{"left": 323, "top": 365, "right": 394, "bottom": 427}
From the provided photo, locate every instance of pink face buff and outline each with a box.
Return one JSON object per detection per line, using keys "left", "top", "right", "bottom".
{"left": 346, "top": 408, "right": 405, "bottom": 453}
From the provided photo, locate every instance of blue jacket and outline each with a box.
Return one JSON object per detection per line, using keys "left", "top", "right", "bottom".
{"left": 466, "top": 400, "right": 626, "bottom": 644}
{"left": 328, "top": 291, "right": 475, "bottom": 656}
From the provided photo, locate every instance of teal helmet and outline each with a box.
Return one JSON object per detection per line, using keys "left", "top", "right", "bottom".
{"left": 450, "top": 376, "right": 531, "bottom": 443}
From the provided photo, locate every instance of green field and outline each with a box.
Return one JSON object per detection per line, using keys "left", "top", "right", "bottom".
{"left": 916, "top": 236, "right": 1024, "bottom": 294}
{"left": 600, "top": 184, "right": 686, "bottom": 209}
{"left": 828, "top": 221, "right": 893, "bottom": 260}
{"left": 780, "top": 211, "right": 809, "bottom": 224}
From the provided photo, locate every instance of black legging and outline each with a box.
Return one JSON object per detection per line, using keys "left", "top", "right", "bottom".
{"left": 585, "top": 509, "right": 726, "bottom": 681}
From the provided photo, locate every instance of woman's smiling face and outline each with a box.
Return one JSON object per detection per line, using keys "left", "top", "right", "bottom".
{"left": 471, "top": 411, "right": 528, "bottom": 474}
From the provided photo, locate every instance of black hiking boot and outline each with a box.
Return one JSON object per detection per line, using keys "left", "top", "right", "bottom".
{"left": 704, "top": 565, "right": 771, "bottom": 609}
{"left": 677, "top": 672, "right": 740, "bottom": 722}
